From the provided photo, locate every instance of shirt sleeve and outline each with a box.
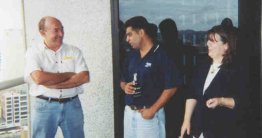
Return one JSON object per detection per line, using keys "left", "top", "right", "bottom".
{"left": 24, "top": 48, "right": 41, "bottom": 83}
{"left": 161, "top": 52, "right": 183, "bottom": 89}
{"left": 74, "top": 48, "right": 88, "bottom": 73}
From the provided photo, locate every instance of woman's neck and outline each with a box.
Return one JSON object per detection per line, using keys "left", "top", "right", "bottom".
{"left": 212, "top": 57, "right": 223, "bottom": 65}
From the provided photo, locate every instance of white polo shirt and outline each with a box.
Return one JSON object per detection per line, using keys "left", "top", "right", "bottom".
{"left": 24, "top": 43, "right": 88, "bottom": 98}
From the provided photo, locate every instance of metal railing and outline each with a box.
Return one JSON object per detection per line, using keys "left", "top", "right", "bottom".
{"left": 0, "top": 77, "right": 25, "bottom": 91}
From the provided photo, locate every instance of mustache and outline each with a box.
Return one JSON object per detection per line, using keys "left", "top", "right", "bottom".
{"left": 55, "top": 37, "right": 63, "bottom": 40}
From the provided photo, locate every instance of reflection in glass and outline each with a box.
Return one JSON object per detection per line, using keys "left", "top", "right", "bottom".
{"left": 119, "top": 0, "right": 238, "bottom": 46}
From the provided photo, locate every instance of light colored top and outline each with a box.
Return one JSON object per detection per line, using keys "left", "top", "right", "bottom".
{"left": 203, "top": 63, "right": 221, "bottom": 94}
{"left": 24, "top": 43, "right": 88, "bottom": 98}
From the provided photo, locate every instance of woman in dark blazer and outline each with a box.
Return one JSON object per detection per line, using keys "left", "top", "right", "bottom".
{"left": 180, "top": 25, "right": 248, "bottom": 138}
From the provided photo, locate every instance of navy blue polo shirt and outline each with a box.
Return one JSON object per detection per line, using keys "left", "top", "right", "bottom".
{"left": 121, "top": 45, "right": 182, "bottom": 107}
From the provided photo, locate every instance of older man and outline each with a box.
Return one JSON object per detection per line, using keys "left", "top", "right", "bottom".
{"left": 24, "top": 16, "right": 89, "bottom": 138}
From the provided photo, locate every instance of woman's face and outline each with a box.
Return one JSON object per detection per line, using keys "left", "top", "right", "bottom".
{"left": 207, "top": 33, "right": 228, "bottom": 61}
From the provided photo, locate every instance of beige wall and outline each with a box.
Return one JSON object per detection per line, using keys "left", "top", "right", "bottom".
{"left": 23, "top": 0, "right": 114, "bottom": 137}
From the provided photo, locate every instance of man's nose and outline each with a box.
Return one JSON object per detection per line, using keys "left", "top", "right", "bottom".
{"left": 58, "top": 31, "right": 64, "bottom": 37}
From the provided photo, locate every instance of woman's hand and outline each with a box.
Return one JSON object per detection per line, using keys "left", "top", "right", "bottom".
{"left": 206, "top": 98, "right": 222, "bottom": 109}
{"left": 180, "top": 120, "right": 191, "bottom": 138}
{"left": 206, "top": 97, "right": 235, "bottom": 109}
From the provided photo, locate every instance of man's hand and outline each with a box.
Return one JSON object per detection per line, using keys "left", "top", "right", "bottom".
{"left": 123, "top": 82, "right": 136, "bottom": 94}
{"left": 140, "top": 88, "right": 177, "bottom": 119}
{"left": 180, "top": 120, "right": 191, "bottom": 138}
{"left": 45, "top": 71, "right": 89, "bottom": 89}
{"left": 139, "top": 108, "right": 156, "bottom": 119}
{"left": 31, "top": 70, "right": 75, "bottom": 86}
{"left": 45, "top": 85, "right": 58, "bottom": 89}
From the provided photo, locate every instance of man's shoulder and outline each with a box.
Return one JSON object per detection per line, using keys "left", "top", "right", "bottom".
{"left": 153, "top": 45, "right": 170, "bottom": 60}
{"left": 62, "top": 43, "right": 82, "bottom": 52}
{"left": 155, "top": 46, "right": 165, "bottom": 54}
{"left": 26, "top": 44, "right": 43, "bottom": 55}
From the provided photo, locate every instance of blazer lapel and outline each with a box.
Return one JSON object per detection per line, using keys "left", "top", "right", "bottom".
{"left": 200, "top": 64, "right": 211, "bottom": 94}
{"left": 203, "top": 65, "right": 230, "bottom": 96}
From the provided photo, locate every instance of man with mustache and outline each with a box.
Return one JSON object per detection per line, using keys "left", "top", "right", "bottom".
{"left": 121, "top": 16, "right": 181, "bottom": 138}
{"left": 24, "top": 16, "right": 89, "bottom": 138}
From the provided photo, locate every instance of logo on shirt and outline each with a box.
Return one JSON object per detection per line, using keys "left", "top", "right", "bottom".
{"left": 63, "top": 56, "right": 73, "bottom": 60}
{"left": 145, "top": 62, "right": 152, "bottom": 68}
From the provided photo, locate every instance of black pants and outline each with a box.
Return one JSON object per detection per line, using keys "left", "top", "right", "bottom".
{"left": 202, "top": 129, "right": 247, "bottom": 138}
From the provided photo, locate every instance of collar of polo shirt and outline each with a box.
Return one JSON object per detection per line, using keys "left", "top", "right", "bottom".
{"left": 41, "top": 42, "right": 64, "bottom": 53}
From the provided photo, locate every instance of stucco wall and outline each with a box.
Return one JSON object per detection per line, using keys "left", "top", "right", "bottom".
{"left": 23, "top": 0, "right": 114, "bottom": 137}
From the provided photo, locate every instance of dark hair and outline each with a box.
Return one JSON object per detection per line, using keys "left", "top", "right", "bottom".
{"left": 147, "top": 23, "right": 158, "bottom": 44}
{"left": 125, "top": 16, "right": 148, "bottom": 30}
{"left": 221, "top": 18, "right": 233, "bottom": 29}
{"left": 125, "top": 16, "right": 157, "bottom": 43}
{"left": 207, "top": 25, "right": 237, "bottom": 65}
{"left": 159, "top": 18, "right": 178, "bottom": 41}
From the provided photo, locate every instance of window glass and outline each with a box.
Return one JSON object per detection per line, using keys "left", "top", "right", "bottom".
{"left": 119, "top": 0, "right": 238, "bottom": 46}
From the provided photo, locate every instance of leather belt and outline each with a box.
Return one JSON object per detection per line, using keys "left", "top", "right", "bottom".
{"left": 129, "top": 105, "right": 147, "bottom": 110}
{"left": 36, "top": 95, "right": 78, "bottom": 103}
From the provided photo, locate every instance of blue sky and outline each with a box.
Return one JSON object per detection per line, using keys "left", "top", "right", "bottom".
{"left": 119, "top": 0, "right": 238, "bottom": 31}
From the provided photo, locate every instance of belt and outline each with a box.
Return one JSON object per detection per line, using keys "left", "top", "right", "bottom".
{"left": 129, "top": 105, "right": 147, "bottom": 110}
{"left": 36, "top": 95, "right": 78, "bottom": 103}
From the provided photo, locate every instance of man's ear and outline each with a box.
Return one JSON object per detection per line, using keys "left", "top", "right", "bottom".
{"left": 39, "top": 30, "right": 45, "bottom": 37}
{"left": 139, "top": 29, "right": 145, "bottom": 37}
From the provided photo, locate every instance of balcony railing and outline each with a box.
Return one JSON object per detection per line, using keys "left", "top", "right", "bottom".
{"left": 0, "top": 77, "right": 24, "bottom": 91}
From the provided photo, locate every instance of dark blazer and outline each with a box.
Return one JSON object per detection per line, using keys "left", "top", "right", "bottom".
{"left": 187, "top": 62, "right": 249, "bottom": 138}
